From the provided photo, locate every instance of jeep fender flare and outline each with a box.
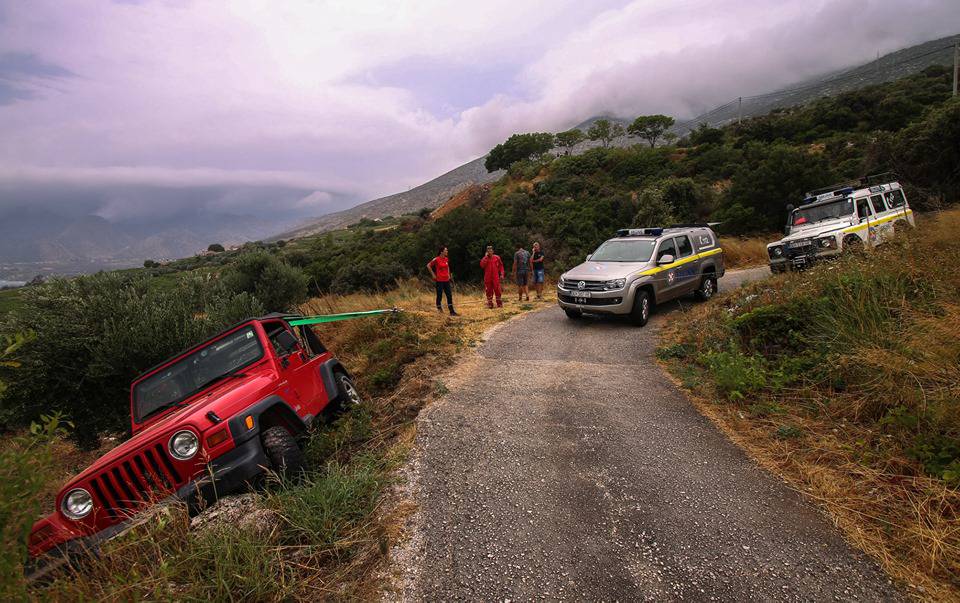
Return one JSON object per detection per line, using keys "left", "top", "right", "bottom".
{"left": 227, "top": 395, "right": 306, "bottom": 446}
{"left": 318, "top": 358, "right": 352, "bottom": 405}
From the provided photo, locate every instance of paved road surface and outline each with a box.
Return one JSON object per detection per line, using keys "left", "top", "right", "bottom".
{"left": 395, "top": 267, "right": 900, "bottom": 601}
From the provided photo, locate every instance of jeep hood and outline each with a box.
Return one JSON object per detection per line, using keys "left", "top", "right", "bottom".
{"left": 63, "top": 369, "right": 277, "bottom": 489}
{"left": 770, "top": 218, "right": 852, "bottom": 246}
{"left": 562, "top": 260, "right": 652, "bottom": 281}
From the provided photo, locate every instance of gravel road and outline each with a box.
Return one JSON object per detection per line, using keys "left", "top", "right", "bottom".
{"left": 391, "top": 267, "right": 900, "bottom": 601}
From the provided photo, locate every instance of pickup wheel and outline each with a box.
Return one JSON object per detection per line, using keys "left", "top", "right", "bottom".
{"left": 695, "top": 274, "right": 717, "bottom": 301}
{"left": 564, "top": 308, "right": 582, "bottom": 320}
{"left": 261, "top": 426, "right": 306, "bottom": 480}
{"left": 629, "top": 290, "right": 651, "bottom": 327}
{"left": 843, "top": 235, "right": 864, "bottom": 253}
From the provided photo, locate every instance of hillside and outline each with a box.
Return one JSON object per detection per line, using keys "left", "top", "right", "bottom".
{"left": 275, "top": 35, "right": 957, "bottom": 244}
{"left": 271, "top": 156, "right": 503, "bottom": 240}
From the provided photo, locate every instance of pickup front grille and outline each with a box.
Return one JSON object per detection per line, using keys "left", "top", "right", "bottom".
{"left": 88, "top": 443, "right": 184, "bottom": 519}
{"left": 559, "top": 279, "right": 607, "bottom": 292}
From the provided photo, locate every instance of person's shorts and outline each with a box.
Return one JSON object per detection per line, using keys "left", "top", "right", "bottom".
{"left": 533, "top": 268, "right": 545, "bottom": 284}
{"left": 516, "top": 271, "right": 529, "bottom": 286}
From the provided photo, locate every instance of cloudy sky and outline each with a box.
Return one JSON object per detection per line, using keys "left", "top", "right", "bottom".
{"left": 0, "top": 0, "right": 958, "bottom": 226}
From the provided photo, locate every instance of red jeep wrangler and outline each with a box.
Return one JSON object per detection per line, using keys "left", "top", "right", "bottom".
{"left": 28, "top": 313, "right": 360, "bottom": 563}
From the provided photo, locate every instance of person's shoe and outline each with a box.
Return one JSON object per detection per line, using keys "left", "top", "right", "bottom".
{"left": 436, "top": 306, "right": 443, "bottom": 313}
{"left": 496, "top": 301, "right": 503, "bottom": 308}
{"left": 487, "top": 302, "right": 494, "bottom": 309}
{"left": 449, "top": 308, "right": 459, "bottom": 316}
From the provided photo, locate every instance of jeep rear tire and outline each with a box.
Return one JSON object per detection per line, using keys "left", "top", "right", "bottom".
{"left": 564, "top": 308, "right": 582, "bottom": 320}
{"left": 630, "top": 290, "right": 651, "bottom": 327}
{"left": 695, "top": 274, "right": 717, "bottom": 301}
{"left": 261, "top": 426, "right": 306, "bottom": 480}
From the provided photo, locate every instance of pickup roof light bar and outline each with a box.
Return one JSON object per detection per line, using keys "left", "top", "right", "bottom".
{"left": 616, "top": 228, "right": 663, "bottom": 237}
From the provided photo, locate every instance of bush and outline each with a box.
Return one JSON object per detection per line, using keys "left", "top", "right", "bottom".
{"left": 0, "top": 274, "right": 263, "bottom": 447}
{"left": 223, "top": 252, "right": 308, "bottom": 312}
{"left": 0, "top": 414, "right": 69, "bottom": 601}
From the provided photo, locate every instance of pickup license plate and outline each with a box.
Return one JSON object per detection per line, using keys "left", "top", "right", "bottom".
{"left": 571, "top": 291, "right": 591, "bottom": 299}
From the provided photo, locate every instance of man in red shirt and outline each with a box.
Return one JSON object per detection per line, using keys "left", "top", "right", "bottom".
{"left": 479, "top": 245, "right": 505, "bottom": 308}
{"left": 427, "top": 246, "right": 458, "bottom": 315}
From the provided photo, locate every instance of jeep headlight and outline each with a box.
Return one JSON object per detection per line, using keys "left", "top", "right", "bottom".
{"left": 169, "top": 430, "right": 200, "bottom": 460}
{"left": 769, "top": 246, "right": 784, "bottom": 258}
{"left": 818, "top": 236, "right": 837, "bottom": 249}
{"left": 605, "top": 278, "right": 626, "bottom": 290}
{"left": 62, "top": 488, "right": 93, "bottom": 520}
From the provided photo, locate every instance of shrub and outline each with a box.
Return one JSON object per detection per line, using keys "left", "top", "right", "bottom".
{"left": 223, "top": 252, "right": 308, "bottom": 311}
{"left": 0, "top": 274, "right": 263, "bottom": 447}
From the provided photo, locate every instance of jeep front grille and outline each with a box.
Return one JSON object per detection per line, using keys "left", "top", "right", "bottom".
{"left": 88, "top": 443, "right": 184, "bottom": 518}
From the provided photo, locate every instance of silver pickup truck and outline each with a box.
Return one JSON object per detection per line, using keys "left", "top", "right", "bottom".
{"left": 557, "top": 225, "right": 725, "bottom": 326}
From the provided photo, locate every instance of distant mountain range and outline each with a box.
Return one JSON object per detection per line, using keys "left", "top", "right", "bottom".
{"left": 278, "top": 35, "right": 957, "bottom": 242}
{"left": 0, "top": 207, "right": 292, "bottom": 279}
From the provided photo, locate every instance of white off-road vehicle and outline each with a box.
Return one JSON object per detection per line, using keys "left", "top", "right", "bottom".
{"left": 767, "top": 176, "right": 914, "bottom": 272}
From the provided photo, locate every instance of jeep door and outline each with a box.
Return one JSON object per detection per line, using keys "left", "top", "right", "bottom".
{"left": 854, "top": 196, "right": 878, "bottom": 246}
{"left": 869, "top": 194, "right": 895, "bottom": 243}
{"left": 263, "top": 321, "right": 322, "bottom": 415}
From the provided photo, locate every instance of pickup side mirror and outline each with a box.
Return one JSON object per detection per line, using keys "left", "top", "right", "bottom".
{"left": 658, "top": 254, "right": 675, "bottom": 265}
{"left": 274, "top": 330, "right": 299, "bottom": 356}
{"left": 586, "top": 254, "right": 592, "bottom": 261}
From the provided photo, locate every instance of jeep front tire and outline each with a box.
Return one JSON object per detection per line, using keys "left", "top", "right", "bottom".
{"left": 630, "top": 290, "right": 651, "bottom": 326}
{"left": 261, "top": 426, "right": 306, "bottom": 480}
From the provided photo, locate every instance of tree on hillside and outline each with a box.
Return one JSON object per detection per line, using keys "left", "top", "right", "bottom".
{"left": 223, "top": 252, "right": 308, "bottom": 311}
{"left": 207, "top": 243, "right": 225, "bottom": 253}
{"left": 885, "top": 98, "right": 960, "bottom": 207}
{"left": 628, "top": 115, "right": 676, "bottom": 147}
{"left": 586, "top": 119, "right": 610, "bottom": 148}
{"left": 554, "top": 128, "right": 585, "bottom": 153}
{"left": 484, "top": 132, "right": 555, "bottom": 172}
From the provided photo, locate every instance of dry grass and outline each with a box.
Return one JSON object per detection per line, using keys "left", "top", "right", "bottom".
{"left": 661, "top": 208, "right": 960, "bottom": 601}
{"left": 719, "top": 235, "right": 775, "bottom": 269}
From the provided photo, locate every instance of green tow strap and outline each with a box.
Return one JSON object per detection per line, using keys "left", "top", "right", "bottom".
{"left": 287, "top": 308, "right": 401, "bottom": 326}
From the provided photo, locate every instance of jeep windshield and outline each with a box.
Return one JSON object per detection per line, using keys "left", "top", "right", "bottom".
{"left": 589, "top": 239, "right": 656, "bottom": 262}
{"left": 133, "top": 325, "right": 264, "bottom": 423}
{"left": 792, "top": 198, "right": 854, "bottom": 226}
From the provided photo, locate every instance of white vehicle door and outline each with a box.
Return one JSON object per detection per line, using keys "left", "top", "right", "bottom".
{"left": 869, "top": 194, "right": 895, "bottom": 243}
{"left": 884, "top": 189, "right": 912, "bottom": 226}
{"left": 854, "top": 196, "right": 879, "bottom": 246}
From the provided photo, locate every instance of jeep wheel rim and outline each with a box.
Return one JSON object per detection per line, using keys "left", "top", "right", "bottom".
{"left": 642, "top": 298, "right": 649, "bottom": 320}
{"left": 343, "top": 379, "right": 361, "bottom": 405}
{"left": 704, "top": 279, "right": 714, "bottom": 298}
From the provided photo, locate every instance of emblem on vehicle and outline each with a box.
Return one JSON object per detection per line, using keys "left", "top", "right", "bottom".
{"left": 578, "top": 281, "right": 585, "bottom": 290}
{"left": 668, "top": 271, "right": 675, "bottom": 284}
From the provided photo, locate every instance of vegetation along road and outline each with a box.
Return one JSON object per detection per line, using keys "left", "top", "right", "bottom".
{"left": 391, "top": 267, "right": 901, "bottom": 601}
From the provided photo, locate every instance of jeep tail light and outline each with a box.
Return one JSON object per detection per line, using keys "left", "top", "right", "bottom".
{"left": 206, "top": 428, "right": 229, "bottom": 448}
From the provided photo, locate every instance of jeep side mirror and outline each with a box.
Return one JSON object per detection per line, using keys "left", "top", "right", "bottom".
{"left": 586, "top": 254, "right": 592, "bottom": 261}
{"left": 274, "top": 330, "right": 299, "bottom": 356}
{"left": 658, "top": 254, "right": 675, "bottom": 265}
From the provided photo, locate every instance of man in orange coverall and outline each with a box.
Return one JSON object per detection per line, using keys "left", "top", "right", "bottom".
{"left": 480, "top": 245, "right": 505, "bottom": 308}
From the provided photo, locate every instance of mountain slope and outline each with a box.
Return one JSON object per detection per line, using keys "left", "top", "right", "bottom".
{"left": 277, "top": 35, "right": 956, "bottom": 242}
{"left": 271, "top": 157, "right": 503, "bottom": 240}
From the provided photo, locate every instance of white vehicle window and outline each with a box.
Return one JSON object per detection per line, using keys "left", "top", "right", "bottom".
{"left": 589, "top": 239, "right": 656, "bottom": 262}
{"left": 856, "top": 198, "right": 874, "bottom": 221}
{"left": 885, "top": 189, "right": 906, "bottom": 208}
{"left": 870, "top": 194, "right": 887, "bottom": 213}
{"left": 675, "top": 235, "right": 693, "bottom": 258}
{"left": 792, "top": 198, "right": 854, "bottom": 226}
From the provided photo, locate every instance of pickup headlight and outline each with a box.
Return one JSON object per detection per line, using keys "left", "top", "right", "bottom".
{"left": 604, "top": 278, "right": 626, "bottom": 290}
{"left": 62, "top": 488, "right": 93, "bottom": 520}
{"left": 817, "top": 236, "right": 837, "bottom": 249}
{"left": 169, "top": 430, "right": 200, "bottom": 460}
{"left": 768, "top": 246, "right": 784, "bottom": 259}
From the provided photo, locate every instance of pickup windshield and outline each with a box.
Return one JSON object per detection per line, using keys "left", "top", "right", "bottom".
{"left": 133, "top": 326, "right": 264, "bottom": 423}
{"left": 792, "top": 198, "right": 854, "bottom": 226}
{"left": 589, "top": 239, "right": 656, "bottom": 262}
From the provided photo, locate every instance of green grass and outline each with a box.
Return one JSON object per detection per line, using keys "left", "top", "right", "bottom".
{"left": 0, "top": 289, "right": 23, "bottom": 316}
